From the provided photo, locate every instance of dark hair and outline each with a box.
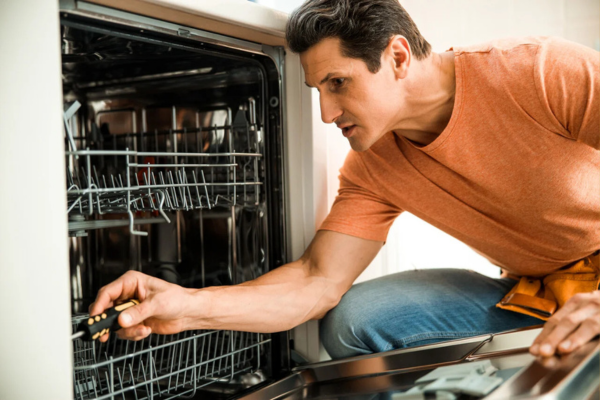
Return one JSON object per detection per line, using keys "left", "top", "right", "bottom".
{"left": 286, "top": 0, "right": 431, "bottom": 73}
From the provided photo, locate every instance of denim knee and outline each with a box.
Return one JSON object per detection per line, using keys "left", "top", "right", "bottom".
{"left": 320, "top": 286, "right": 373, "bottom": 360}
{"left": 319, "top": 269, "right": 544, "bottom": 361}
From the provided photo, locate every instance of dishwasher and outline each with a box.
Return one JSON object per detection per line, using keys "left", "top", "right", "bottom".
{"left": 2, "top": 1, "right": 598, "bottom": 399}
{"left": 60, "top": 3, "right": 290, "bottom": 398}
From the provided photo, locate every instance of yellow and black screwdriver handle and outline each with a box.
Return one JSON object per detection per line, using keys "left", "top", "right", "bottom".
{"left": 76, "top": 299, "right": 140, "bottom": 341}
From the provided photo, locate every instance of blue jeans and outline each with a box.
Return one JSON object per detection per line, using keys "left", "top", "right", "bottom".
{"left": 320, "top": 269, "right": 542, "bottom": 359}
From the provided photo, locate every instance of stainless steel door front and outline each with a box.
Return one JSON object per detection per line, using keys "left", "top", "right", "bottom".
{"left": 242, "top": 327, "right": 600, "bottom": 400}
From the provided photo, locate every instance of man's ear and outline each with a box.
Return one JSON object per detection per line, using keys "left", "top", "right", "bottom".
{"left": 386, "top": 35, "right": 411, "bottom": 79}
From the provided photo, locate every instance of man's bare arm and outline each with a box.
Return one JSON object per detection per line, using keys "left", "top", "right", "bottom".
{"left": 90, "top": 230, "right": 382, "bottom": 340}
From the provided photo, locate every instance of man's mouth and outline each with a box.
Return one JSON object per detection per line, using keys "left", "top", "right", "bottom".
{"left": 341, "top": 125, "right": 357, "bottom": 138}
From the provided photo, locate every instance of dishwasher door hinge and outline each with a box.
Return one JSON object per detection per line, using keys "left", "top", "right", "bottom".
{"left": 177, "top": 28, "right": 192, "bottom": 38}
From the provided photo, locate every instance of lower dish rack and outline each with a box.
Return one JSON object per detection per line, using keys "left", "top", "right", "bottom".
{"left": 72, "top": 315, "right": 270, "bottom": 400}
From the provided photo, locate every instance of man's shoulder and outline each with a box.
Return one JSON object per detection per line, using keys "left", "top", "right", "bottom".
{"left": 452, "top": 36, "right": 559, "bottom": 55}
{"left": 452, "top": 37, "right": 580, "bottom": 98}
{"left": 453, "top": 36, "right": 593, "bottom": 69}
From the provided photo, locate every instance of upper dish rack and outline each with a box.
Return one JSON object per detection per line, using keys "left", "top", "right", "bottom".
{"left": 65, "top": 100, "right": 264, "bottom": 236}
{"left": 66, "top": 148, "right": 262, "bottom": 235}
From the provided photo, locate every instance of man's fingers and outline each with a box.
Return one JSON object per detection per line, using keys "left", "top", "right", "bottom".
{"left": 89, "top": 271, "right": 144, "bottom": 316}
{"left": 118, "top": 300, "right": 153, "bottom": 328}
{"left": 558, "top": 315, "right": 600, "bottom": 354}
{"left": 531, "top": 298, "right": 579, "bottom": 347}
{"left": 530, "top": 317, "right": 561, "bottom": 355}
{"left": 99, "top": 332, "right": 110, "bottom": 343}
{"left": 116, "top": 325, "right": 152, "bottom": 341}
{"left": 89, "top": 299, "right": 115, "bottom": 315}
{"left": 536, "top": 304, "right": 596, "bottom": 356}
{"left": 530, "top": 294, "right": 590, "bottom": 355}
{"left": 89, "top": 282, "right": 125, "bottom": 316}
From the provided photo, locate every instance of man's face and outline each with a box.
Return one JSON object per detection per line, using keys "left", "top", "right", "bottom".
{"left": 301, "top": 37, "right": 404, "bottom": 152}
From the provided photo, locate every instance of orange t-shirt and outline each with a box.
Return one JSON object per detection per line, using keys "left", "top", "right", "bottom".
{"left": 319, "top": 37, "right": 600, "bottom": 277}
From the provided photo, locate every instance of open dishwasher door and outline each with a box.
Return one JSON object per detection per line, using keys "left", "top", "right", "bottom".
{"left": 242, "top": 327, "right": 600, "bottom": 400}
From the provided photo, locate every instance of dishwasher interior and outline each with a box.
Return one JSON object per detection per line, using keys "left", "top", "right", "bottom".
{"left": 62, "top": 12, "right": 288, "bottom": 400}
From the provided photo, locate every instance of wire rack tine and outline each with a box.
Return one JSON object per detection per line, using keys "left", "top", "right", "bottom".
{"left": 191, "top": 171, "right": 202, "bottom": 208}
{"left": 142, "top": 172, "right": 155, "bottom": 210}
{"left": 168, "top": 171, "right": 179, "bottom": 209}
{"left": 177, "top": 170, "right": 188, "bottom": 210}
{"left": 200, "top": 170, "right": 211, "bottom": 209}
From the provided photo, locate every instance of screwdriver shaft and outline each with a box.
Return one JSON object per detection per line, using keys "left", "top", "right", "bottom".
{"left": 71, "top": 331, "right": 85, "bottom": 340}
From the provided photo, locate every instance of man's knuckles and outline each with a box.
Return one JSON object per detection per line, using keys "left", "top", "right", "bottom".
{"left": 568, "top": 291, "right": 600, "bottom": 305}
{"left": 570, "top": 292, "right": 587, "bottom": 304}
{"left": 564, "top": 314, "right": 583, "bottom": 326}
{"left": 547, "top": 309, "right": 586, "bottom": 327}
{"left": 123, "top": 270, "right": 143, "bottom": 279}
{"left": 583, "top": 317, "right": 600, "bottom": 332}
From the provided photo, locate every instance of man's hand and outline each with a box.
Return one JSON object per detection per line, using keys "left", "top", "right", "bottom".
{"left": 530, "top": 291, "right": 600, "bottom": 357}
{"left": 89, "top": 271, "right": 198, "bottom": 342}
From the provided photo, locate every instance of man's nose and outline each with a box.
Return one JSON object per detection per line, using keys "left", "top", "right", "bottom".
{"left": 319, "top": 94, "right": 342, "bottom": 124}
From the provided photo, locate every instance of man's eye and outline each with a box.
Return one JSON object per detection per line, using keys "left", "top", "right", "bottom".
{"left": 332, "top": 78, "right": 345, "bottom": 87}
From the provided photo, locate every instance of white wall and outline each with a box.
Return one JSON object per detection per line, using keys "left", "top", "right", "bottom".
{"left": 254, "top": 0, "right": 304, "bottom": 13}
{"left": 0, "top": 1, "right": 73, "bottom": 399}
{"left": 263, "top": 0, "right": 600, "bottom": 52}
{"left": 270, "top": 0, "right": 600, "bottom": 283}
{"left": 404, "top": 0, "right": 600, "bottom": 53}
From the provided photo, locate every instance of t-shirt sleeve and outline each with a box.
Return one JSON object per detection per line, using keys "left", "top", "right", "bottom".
{"left": 535, "top": 38, "right": 600, "bottom": 149}
{"left": 318, "top": 151, "right": 403, "bottom": 242}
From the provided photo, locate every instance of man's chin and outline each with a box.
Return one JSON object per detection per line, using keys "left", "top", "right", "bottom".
{"left": 348, "top": 137, "right": 371, "bottom": 152}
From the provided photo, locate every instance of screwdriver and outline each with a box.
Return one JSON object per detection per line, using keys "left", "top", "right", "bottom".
{"left": 71, "top": 299, "right": 140, "bottom": 341}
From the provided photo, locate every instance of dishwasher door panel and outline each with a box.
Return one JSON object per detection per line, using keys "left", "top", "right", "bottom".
{"left": 242, "top": 328, "right": 600, "bottom": 400}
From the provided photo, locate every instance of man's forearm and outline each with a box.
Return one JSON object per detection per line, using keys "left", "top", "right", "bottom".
{"left": 184, "top": 259, "right": 343, "bottom": 332}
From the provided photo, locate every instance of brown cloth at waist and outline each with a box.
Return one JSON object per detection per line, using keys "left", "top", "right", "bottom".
{"left": 496, "top": 251, "right": 600, "bottom": 321}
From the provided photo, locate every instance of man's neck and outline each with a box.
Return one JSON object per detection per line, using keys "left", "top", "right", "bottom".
{"left": 392, "top": 51, "right": 456, "bottom": 146}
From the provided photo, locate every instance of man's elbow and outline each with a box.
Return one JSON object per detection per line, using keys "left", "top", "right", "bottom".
{"left": 311, "top": 284, "right": 346, "bottom": 320}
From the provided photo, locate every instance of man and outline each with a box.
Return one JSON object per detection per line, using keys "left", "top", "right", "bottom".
{"left": 91, "top": 0, "right": 600, "bottom": 360}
